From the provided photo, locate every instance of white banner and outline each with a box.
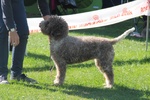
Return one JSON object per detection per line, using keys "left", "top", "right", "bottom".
{"left": 27, "top": 0, "right": 150, "bottom": 33}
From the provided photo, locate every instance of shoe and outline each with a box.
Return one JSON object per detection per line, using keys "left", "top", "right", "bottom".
{"left": 130, "top": 32, "right": 142, "bottom": 38}
{"left": 0, "top": 76, "right": 9, "bottom": 84}
{"left": 0, "top": 80, "right": 9, "bottom": 84}
{"left": 10, "top": 74, "right": 37, "bottom": 84}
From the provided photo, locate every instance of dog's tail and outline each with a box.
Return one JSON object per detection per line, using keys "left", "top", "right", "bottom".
{"left": 110, "top": 27, "right": 135, "bottom": 45}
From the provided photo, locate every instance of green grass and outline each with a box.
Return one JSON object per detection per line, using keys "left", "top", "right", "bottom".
{"left": 0, "top": 19, "right": 150, "bottom": 100}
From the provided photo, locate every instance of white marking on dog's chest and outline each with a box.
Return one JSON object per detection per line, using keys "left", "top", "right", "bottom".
{"left": 51, "top": 39, "right": 64, "bottom": 50}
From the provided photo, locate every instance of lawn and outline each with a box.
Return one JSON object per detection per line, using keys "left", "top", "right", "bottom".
{"left": 0, "top": 19, "right": 150, "bottom": 100}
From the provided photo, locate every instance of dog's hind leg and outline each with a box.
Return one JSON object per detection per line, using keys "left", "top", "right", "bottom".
{"left": 94, "top": 56, "right": 114, "bottom": 88}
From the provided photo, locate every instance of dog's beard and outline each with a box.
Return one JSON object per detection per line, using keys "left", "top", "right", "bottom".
{"left": 40, "top": 25, "right": 50, "bottom": 36}
{"left": 41, "top": 28, "right": 51, "bottom": 36}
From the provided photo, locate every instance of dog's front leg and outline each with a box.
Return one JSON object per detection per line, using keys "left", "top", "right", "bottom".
{"left": 52, "top": 58, "right": 66, "bottom": 86}
{"left": 54, "top": 63, "right": 66, "bottom": 86}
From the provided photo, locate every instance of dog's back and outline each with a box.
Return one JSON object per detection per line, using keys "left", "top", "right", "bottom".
{"left": 51, "top": 35, "right": 114, "bottom": 64}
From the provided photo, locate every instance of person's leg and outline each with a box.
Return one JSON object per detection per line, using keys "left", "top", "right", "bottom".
{"left": 10, "top": 0, "right": 29, "bottom": 77}
{"left": 0, "top": 1, "right": 9, "bottom": 83}
{"left": 143, "top": 16, "right": 147, "bottom": 28}
{"left": 10, "top": 0, "right": 37, "bottom": 84}
{"left": 140, "top": 16, "right": 148, "bottom": 38}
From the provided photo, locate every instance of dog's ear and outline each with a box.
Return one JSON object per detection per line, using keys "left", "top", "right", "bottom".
{"left": 44, "top": 15, "right": 69, "bottom": 40}
{"left": 51, "top": 24, "right": 63, "bottom": 36}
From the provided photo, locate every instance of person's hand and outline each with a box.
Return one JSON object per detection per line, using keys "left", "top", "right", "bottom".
{"left": 9, "top": 30, "right": 20, "bottom": 47}
{"left": 43, "top": 15, "right": 50, "bottom": 20}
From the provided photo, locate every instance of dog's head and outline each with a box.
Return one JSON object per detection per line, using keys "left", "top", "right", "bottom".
{"left": 39, "top": 15, "right": 68, "bottom": 40}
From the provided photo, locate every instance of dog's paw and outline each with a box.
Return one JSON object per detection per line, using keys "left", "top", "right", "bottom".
{"left": 54, "top": 79, "right": 63, "bottom": 86}
{"left": 103, "top": 83, "right": 113, "bottom": 89}
{"left": 104, "top": 85, "right": 113, "bottom": 89}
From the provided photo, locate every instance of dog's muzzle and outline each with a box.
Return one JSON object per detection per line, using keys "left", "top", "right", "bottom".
{"left": 39, "top": 21, "right": 45, "bottom": 28}
{"left": 39, "top": 22, "right": 42, "bottom": 28}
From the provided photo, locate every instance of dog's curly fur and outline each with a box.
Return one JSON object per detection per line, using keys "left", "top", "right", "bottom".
{"left": 39, "top": 15, "right": 135, "bottom": 88}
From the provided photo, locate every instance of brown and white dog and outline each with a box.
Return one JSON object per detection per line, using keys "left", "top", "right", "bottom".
{"left": 39, "top": 15, "right": 135, "bottom": 88}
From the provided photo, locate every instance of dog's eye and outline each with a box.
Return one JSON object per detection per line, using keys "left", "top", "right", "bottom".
{"left": 45, "top": 21, "right": 49, "bottom": 27}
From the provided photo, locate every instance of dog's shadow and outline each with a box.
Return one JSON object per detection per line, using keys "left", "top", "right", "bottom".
{"left": 21, "top": 83, "right": 150, "bottom": 100}
{"left": 60, "top": 84, "right": 150, "bottom": 100}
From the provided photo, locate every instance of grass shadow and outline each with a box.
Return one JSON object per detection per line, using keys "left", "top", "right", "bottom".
{"left": 23, "top": 52, "right": 54, "bottom": 72}
{"left": 24, "top": 52, "right": 150, "bottom": 72}
{"left": 23, "top": 65, "right": 51, "bottom": 72}
{"left": 67, "top": 56, "right": 150, "bottom": 68}
{"left": 114, "top": 57, "right": 150, "bottom": 66}
{"left": 24, "top": 54, "right": 150, "bottom": 72}
{"left": 26, "top": 52, "right": 51, "bottom": 62}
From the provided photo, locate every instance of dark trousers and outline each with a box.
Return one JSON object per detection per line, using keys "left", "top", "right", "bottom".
{"left": 102, "top": 0, "right": 121, "bottom": 8}
{"left": 0, "top": 0, "right": 29, "bottom": 78}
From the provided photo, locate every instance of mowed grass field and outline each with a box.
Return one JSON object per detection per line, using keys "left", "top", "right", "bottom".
{"left": 0, "top": 19, "right": 150, "bottom": 100}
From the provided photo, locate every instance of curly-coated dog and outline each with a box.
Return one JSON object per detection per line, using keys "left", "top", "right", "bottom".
{"left": 39, "top": 15, "right": 135, "bottom": 88}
